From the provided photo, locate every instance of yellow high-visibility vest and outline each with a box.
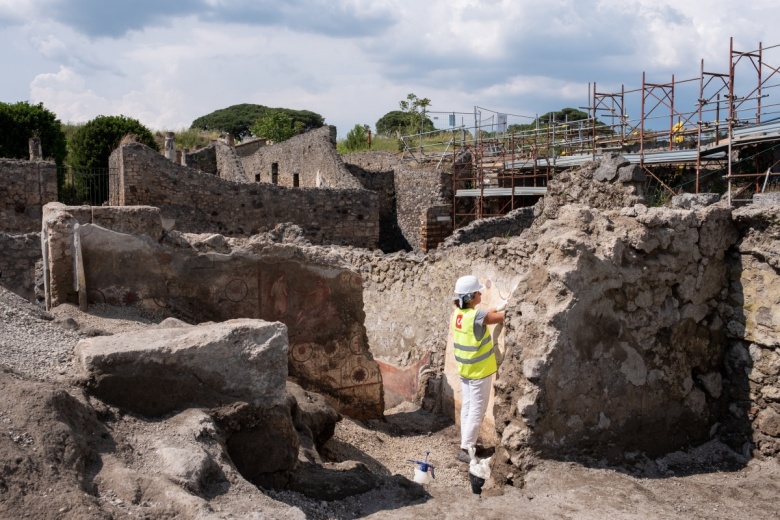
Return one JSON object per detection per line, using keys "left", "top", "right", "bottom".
{"left": 451, "top": 307, "right": 497, "bottom": 379}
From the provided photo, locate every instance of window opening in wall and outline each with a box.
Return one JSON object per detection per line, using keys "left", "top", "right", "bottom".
{"left": 293, "top": 173, "right": 300, "bottom": 187}
{"left": 272, "top": 163, "right": 279, "bottom": 185}
{"left": 255, "top": 174, "right": 260, "bottom": 182}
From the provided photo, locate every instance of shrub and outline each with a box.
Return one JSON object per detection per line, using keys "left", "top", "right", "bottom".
{"left": 342, "top": 124, "right": 370, "bottom": 152}
{"left": 0, "top": 101, "right": 67, "bottom": 166}
{"left": 69, "top": 115, "right": 158, "bottom": 170}
{"left": 250, "top": 110, "right": 305, "bottom": 143}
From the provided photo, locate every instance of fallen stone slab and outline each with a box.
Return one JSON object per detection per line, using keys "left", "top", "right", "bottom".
{"left": 75, "top": 318, "right": 288, "bottom": 416}
{"left": 288, "top": 461, "right": 377, "bottom": 500}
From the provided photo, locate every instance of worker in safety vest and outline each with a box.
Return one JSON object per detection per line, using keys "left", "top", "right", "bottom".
{"left": 451, "top": 275, "right": 505, "bottom": 462}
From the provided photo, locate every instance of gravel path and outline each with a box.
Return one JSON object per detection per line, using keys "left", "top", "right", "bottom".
{"left": 0, "top": 287, "right": 157, "bottom": 381}
{"left": 0, "top": 289, "right": 80, "bottom": 381}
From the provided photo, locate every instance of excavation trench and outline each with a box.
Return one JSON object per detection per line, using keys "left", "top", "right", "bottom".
{"left": 40, "top": 182, "right": 780, "bottom": 495}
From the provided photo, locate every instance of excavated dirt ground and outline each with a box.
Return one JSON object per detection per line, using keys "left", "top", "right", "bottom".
{"left": 1, "top": 291, "right": 779, "bottom": 519}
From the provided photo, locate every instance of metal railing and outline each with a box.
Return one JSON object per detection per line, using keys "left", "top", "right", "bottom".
{"left": 58, "top": 168, "right": 116, "bottom": 206}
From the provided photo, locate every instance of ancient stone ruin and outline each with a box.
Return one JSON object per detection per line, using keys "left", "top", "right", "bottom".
{"left": 1, "top": 126, "right": 779, "bottom": 515}
{"left": 42, "top": 202, "right": 383, "bottom": 421}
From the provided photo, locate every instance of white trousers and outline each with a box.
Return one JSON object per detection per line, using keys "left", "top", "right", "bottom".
{"left": 460, "top": 374, "right": 493, "bottom": 450}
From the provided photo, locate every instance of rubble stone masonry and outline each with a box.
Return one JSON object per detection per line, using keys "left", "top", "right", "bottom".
{"left": 343, "top": 152, "right": 451, "bottom": 251}
{"left": 0, "top": 159, "right": 57, "bottom": 233}
{"left": 722, "top": 204, "right": 780, "bottom": 457}
{"left": 240, "top": 126, "right": 361, "bottom": 189}
{"left": 184, "top": 145, "right": 217, "bottom": 174}
{"left": 0, "top": 233, "right": 41, "bottom": 302}
{"left": 109, "top": 142, "right": 379, "bottom": 248}
{"left": 346, "top": 158, "right": 780, "bottom": 480}
{"left": 214, "top": 141, "right": 248, "bottom": 183}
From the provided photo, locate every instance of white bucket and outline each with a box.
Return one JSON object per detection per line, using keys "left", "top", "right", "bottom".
{"left": 413, "top": 467, "right": 432, "bottom": 485}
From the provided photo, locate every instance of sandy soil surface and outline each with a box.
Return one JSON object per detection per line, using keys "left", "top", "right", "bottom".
{"left": 312, "top": 408, "right": 780, "bottom": 520}
{"left": 1, "top": 290, "right": 779, "bottom": 519}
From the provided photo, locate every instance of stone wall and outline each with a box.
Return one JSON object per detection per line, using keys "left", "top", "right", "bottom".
{"left": 443, "top": 206, "right": 535, "bottom": 248}
{"left": 0, "top": 233, "right": 41, "bottom": 302}
{"left": 341, "top": 239, "right": 524, "bottom": 408}
{"left": 721, "top": 204, "right": 780, "bottom": 457}
{"left": 349, "top": 199, "right": 747, "bottom": 469}
{"left": 0, "top": 159, "right": 58, "bottom": 233}
{"left": 240, "top": 126, "right": 361, "bottom": 189}
{"left": 215, "top": 142, "right": 248, "bottom": 183}
{"left": 346, "top": 156, "right": 780, "bottom": 480}
{"left": 492, "top": 202, "right": 739, "bottom": 477}
{"left": 343, "top": 156, "right": 407, "bottom": 252}
{"left": 41, "top": 203, "right": 165, "bottom": 309}
{"left": 184, "top": 145, "right": 217, "bottom": 175}
{"left": 751, "top": 192, "right": 780, "bottom": 207}
{"left": 234, "top": 138, "right": 267, "bottom": 158}
{"left": 343, "top": 152, "right": 452, "bottom": 251}
{"left": 42, "top": 204, "right": 384, "bottom": 420}
{"left": 109, "top": 142, "right": 379, "bottom": 249}
{"left": 394, "top": 161, "right": 451, "bottom": 251}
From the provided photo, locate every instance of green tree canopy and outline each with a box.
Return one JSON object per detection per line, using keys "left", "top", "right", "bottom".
{"left": 250, "top": 109, "right": 307, "bottom": 143}
{"left": 508, "top": 107, "right": 595, "bottom": 133}
{"left": 375, "top": 111, "right": 409, "bottom": 136}
{"left": 539, "top": 107, "right": 590, "bottom": 124}
{"left": 342, "top": 124, "right": 370, "bottom": 152}
{"left": 0, "top": 101, "right": 67, "bottom": 166}
{"left": 69, "top": 115, "right": 158, "bottom": 170}
{"left": 191, "top": 103, "right": 324, "bottom": 139}
{"left": 375, "top": 94, "right": 435, "bottom": 136}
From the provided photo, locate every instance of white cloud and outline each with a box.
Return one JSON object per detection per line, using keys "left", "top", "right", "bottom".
{"left": 0, "top": 0, "right": 49, "bottom": 22}
{"left": 29, "top": 66, "right": 110, "bottom": 122}
{"left": 29, "top": 34, "right": 68, "bottom": 60}
{"left": 3, "top": 1, "right": 780, "bottom": 135}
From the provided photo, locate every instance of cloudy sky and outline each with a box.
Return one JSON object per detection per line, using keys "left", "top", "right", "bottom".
{"left": 1, "top": 0, "right": 779, "bottom": 138}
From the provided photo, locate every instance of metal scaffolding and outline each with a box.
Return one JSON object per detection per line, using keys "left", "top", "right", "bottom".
{"left": 399, "top": 37, "right": 780, "bottom": 229}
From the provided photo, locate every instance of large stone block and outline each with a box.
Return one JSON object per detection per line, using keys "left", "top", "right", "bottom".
{"left": 752, "top": 192, "right": 780, "bottom": 207}
{"left": 75, "top": 318, "right": 288, "bottom": 416}
{"left": 617, "top": 164, "right": 646, "bottom": 183}
{"left": 594, "top": 153, "right": 629, "bottom": 182}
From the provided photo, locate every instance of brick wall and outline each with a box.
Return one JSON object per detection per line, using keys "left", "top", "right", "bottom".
{"left": 0, "top": 159, "right": 57, "bottom": 233}
{"left": 109, "top": 142, "right": 379, "bottom": 248}
{"left": 420, "top": 205, "right": 453, "bottom": 251}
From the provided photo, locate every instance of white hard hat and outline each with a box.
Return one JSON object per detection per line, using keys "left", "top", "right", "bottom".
{"left": 453, "top": 275, "right": 485, "bottom": 296}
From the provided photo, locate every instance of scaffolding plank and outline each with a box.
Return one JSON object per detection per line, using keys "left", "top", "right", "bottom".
{"left": 455, "top": 187, "right": 547, "bottom": 197}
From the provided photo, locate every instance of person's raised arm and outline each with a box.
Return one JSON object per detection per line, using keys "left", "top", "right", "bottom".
{"left": 483, "top": 309, "right": 505, "bottom": 325}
